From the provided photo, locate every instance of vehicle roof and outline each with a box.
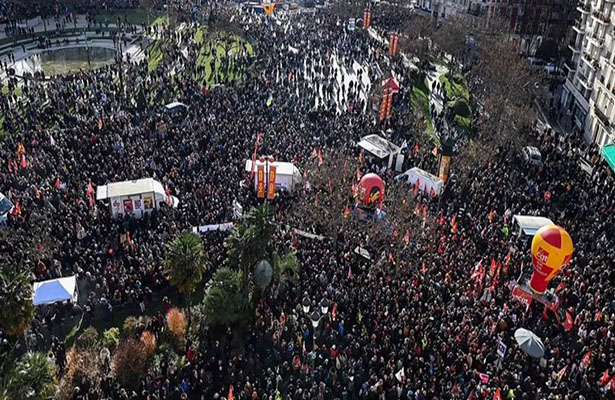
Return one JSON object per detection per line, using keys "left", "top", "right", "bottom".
{"left": 96, "top": 178, "right": 165, "bottom": 200}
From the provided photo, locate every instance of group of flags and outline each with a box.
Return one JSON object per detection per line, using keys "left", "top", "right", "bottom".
{"left": 8, "top": 141, "right": 28, "bottom": 173}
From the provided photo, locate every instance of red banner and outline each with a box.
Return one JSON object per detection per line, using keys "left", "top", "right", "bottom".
{"left": 267, "top": 165, "right": 277, "bottom": 199}
{"left": 257, "top": 165, "right": 266, "bottom": 198}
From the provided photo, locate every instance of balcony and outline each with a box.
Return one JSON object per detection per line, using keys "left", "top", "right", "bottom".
{"left": 594, "top": 106, "right": 611, "bottom": 127}
{"left": 592, "top": 12, "right": 610, "bottom": 25}
{"left": 578, "top": 74, "right": 594, "bottom": 91}
{"left": 589, "top": 35, "right": 605, "bottom": 49}
{"left": 577, "top": 4, "right": 591, "bottom": 13}
{"left": 582, "top": 54, "right": 599, "bottom": 70}
{"left": 569, "top": 44, "right": 581, "bottom": 53}
{"left": 573, "top": 25, "right": 586, "bottom": 35}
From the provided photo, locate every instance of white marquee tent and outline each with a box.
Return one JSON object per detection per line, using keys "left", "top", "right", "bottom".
{"left": 32, "top": 276, "right": 78, "bottom": 306}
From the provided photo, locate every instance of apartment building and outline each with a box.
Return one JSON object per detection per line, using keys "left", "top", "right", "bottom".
{"left": 561, "top": 0, "right": 615, "bottom": 146}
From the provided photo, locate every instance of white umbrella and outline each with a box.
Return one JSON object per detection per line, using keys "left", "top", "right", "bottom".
{"left": 514, "top": 328, "right": 545, "bottom": 359}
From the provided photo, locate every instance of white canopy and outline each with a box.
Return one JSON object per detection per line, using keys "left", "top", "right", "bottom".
{"left": 513, "top": 215, "right": 554, "bottom": 236}
{"left": 32, "top": 276, "right": 77, "bottom": 306}
{"left": 357, "top": 134, "right": 401, "bottom": 159}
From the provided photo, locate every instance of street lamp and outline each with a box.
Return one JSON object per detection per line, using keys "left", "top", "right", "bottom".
{"left": 321, "top": 298, "right": 329, "bottom": 314}
{"left": 302, "top": 297, "right": 311, "bottom": 314}
{"left": 310, "top": 310, "right": 320, "bottom": 329}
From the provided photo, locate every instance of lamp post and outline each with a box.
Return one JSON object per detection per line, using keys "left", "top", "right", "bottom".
{"left": 310, "top": 310, "right": 320, "bottom": 356}
{"left": 321, "top": 298, "right": 329, "bottom": 314}
{"left": 302, "top": 297, "right": 311, "bottom": 314}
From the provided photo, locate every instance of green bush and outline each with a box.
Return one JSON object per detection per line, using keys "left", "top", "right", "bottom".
{"left": 449, "top": 98, "right": 471, "bottom": 118}
{"left": 75, "top": 327, "right": 99, "bottom": 350}
{"left": 123, "top": 316, "right": 139, "bottom": 338}
{"left": 102, "top": 327, "right": 120, "bottom": 350}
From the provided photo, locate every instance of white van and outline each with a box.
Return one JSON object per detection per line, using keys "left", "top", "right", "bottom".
{"left": 0, "top": 192, "right": 14, "bottom": 224}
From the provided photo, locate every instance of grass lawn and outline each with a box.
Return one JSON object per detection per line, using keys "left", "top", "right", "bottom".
{"left": 410, "top": 77, "right": 434, "bottom": 137}
{"left": 148, "top": 39, "right": 165, "bottom": 72}
{"left": 439, "top": 74, "right": 470, "bottom": 102}
{"left": 94, "top": 9, "right": 166, "bottom": 26}
{"left": 194, "top": 31, "right": 254, "bottom": 88}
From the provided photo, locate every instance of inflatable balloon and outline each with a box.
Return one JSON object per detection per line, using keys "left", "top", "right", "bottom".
{"left": 357, "top": 173, "right": 385, "bottom": 209}
{"left": 530, "top": 224, "right": 573, "bottom": 294}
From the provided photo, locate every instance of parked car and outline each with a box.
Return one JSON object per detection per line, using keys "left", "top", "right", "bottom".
{"left": 522, "top": 146, "right": 542, "bottom": 166}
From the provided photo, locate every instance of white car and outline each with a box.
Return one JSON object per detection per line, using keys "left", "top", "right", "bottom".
{"left": 522, "top": 146, "right": 542, "bottom": 166}
{"left": 0, "top": 192, "right": 14, "bottom": 224}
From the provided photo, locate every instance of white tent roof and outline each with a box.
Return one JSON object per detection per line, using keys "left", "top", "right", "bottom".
{"left": 513, "top": 215, "right": 554, "bottom": 236}
{"left": 244, "top": 159, "right": 300, "bottom": 176}
{"left": 96, "top": 178, "right": 165, "bottom": 200}
{"left": 32, "top": 276, "right": 77, "bottom": 306}
{"left": 164, "top": 102, "right": 188, "bottom": 110}
{"left": 357, "top": 134, "right": 401, "bottom": 159}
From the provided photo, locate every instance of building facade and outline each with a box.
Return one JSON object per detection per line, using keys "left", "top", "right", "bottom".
{"left": 561, "top": 0, "right": 615, "bottom": 146}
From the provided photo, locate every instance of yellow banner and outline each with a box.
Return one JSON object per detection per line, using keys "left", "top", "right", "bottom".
{"left": 267, "top": 165, "right": 277, "bottom": 199}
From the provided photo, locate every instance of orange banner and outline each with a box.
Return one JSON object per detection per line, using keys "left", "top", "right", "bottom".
{"left": 257, "top": 165, "right": 265, "bottom": 198}
{"left": 267, "top": 165, "right": 277, "bottom": 199}
{"left": 386, "top": 91, "right": 394, "bottom": 119}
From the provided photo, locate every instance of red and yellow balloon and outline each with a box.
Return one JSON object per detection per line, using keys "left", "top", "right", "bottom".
{"left": 530, "top": 224, "right": 573, "bottom": 294}
{"left": 357, "top": 173, "right": 385, "bottom": 209}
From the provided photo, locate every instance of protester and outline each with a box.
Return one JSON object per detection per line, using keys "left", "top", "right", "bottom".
{"left": 0, "top": 3, "right": 614, "bottom": 400}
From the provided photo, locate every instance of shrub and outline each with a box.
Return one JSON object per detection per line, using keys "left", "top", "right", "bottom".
{"left": 59, "top": 349, "right": 103, "bottom": 400}
{"left": 450, "top": 98, "right": 471, "bottom": 118}
{"left": 75, "top": 327, "right": 99, "bottom": 350}
{"left": 140, "top": 331, "right": 157, "bottom": 359}
{"left": 102, "top": 327, "right": 120, "bottom": 350}
{"left": 122, "top": 316, "right": 139, "bottom": 338}
{"left": 111, "top": 339, "right": 147, "bottom": 386}
{"left": 166, "top": 308, "right": 187, "bottom": 339}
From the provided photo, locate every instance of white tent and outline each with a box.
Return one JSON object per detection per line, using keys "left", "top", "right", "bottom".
{"left": 32, "top": 276, "right": 78, "bottom": 306}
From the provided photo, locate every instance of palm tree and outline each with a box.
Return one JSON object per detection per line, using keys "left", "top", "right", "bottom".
{"left": 225, "top": 204, "right": 275, "bottom": 291}
{"left": 273, "top": 251, "right": 300, "bottom": 290}
{"left": 163, "top": 232, "right": 209, "bottom": 327}
{"left": 203, "top": 268, "right": 249, "bottom": 332}
{"left": 1, "top": 352, "right": 58, "bottom": 400}
{"left": 0, "top": 265, "right": 34, "bottom": 338}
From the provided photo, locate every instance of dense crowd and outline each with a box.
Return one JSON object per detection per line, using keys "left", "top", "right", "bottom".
{"left": 0, "top": 3, "right": 614, "bottom": 400}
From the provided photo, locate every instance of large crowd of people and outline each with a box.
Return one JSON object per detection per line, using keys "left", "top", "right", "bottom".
{"left": 0, "top": 2, "right": 614, "bottom": 400}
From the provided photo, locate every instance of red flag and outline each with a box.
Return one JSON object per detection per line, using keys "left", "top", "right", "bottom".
{"left": 451, "top": 215, "right": 458, "bottom": 234}
{"left": 489, "top": 209, "right": 495, "bottom": 223}
{"left": 318, "top": 150, "right": 324, "bottom": 166}
{"left": 126, "top": 232, "right": 136, "bottom": 252}
{"left": 249, "top": 133, "right": 264, "bottom": 181}
{"left": 600, "top": 370, "right": 611, "bottom": 386}
{"left": 607, "top": 376, "right": 615, "bottom": 392}
{"left": 476, "top": 371, "right": 489, "bottom": 384}
{"left": 10, "top": 200, "right": 21, "bottom": 216}
{"left": 388, "top": 252, "right": 393, "bottom": 262}
{"left": 165, "top": 183, "right": 172, "bottom": 205}
{"left": 228, "top": 385, "right": 235, "bottom": 400}
{"left": 20, "top": 154, "right": 27, "bottom": 169}
{"left": 489, "top": 258, "right": 497, "bottom": 278}
{"left": 87, "top": 180, "right": 94, "bottom": 196}
{"left": 413, "top": 143, "right": 420, "bottom": 155}
{"left": 582, "top": 351, "right": 592, "bottom": 368}
{"left": 493, "top": 388, "right": 502, "bottom": 400}
{"left": 343, "top": 204, "right": 352, "bottom": 219}
{"left": 359, "top": 151, "right": 364, "bottom": 164}
{"left": 421, "top": 261, "right": 427, "bottom": 274}
{"left": 7, "top": 158, "right": 12, "bottom": 173}
{"left": 596, "top": 310, "right": 602, "bottom": 322}
{"left": 564, "top": 312, "right": 574, "bottom": 331}
{"left": 556, "top": 364, "right": 568, "bottom": 382}
{"left": 33, "top": 185, "right": 40, "bottom": 199}
{"left": 332, "top": 303, "right": 338, "bottom": 321}
{"left": 55, "top": 176, "right": 61, "bottom": 190}
{"left": 356, "top": 168, "right": 362, "bottom": 181}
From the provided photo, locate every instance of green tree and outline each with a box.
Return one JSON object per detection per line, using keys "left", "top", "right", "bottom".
{"left": 203, "top": 268, "right": 249, "bottom": 332}
{"left": 273, "top": 251, "right": 300, "bottom": 290}
{"left": 1, "top": 352, "right": 58, "bottom": 400}
{"left": 163, "top": 231, "right": 209, "bottom": 327}
{"left": 225, "top": 203, "right": 275, "bottom": 290}
{"left": 0, "top": 265, "right": 34, "bottom": 338}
